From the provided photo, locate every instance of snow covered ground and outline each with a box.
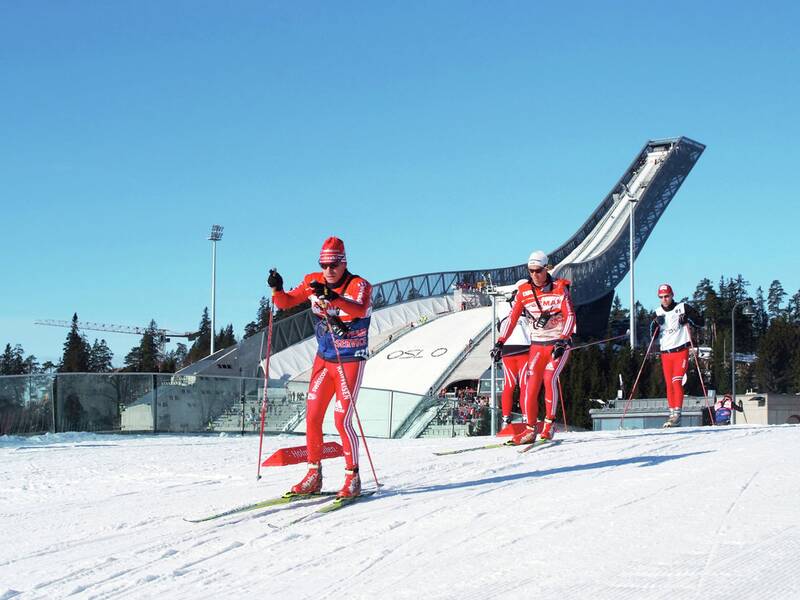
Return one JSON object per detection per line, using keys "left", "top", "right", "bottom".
{"left": 2, "top": 425, "right": 799, "bottom": 600}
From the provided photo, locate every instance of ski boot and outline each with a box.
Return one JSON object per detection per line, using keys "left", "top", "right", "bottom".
{"left": 337, "top": 467, "right": 361, "bottom": 498}
{"left": 511, "top": 425, "right": 537, "bottom": 446}
{"left": 540, "top": 417, "right": 556, "bottom": 441}
{"left": 290, "top": 462, "right": 322, "bottom": 495}
{"left": 662, "top": 408, "right": 682, "bottom": 428}
{"left": 502, "top": 415, "right": 513, "bottom": 426}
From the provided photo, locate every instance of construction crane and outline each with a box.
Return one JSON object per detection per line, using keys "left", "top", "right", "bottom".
{"left": 34, "top": 319, "right": 200, "bottom": 353}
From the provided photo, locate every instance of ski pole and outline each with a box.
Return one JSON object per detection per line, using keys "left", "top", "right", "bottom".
{"left": 557, "top": 379, "right": 568, "bottom": 431}
{"left": 322, "top": 313, "right": 381, "bottom": 489}
{"left": 568, "top": 331, "right": 630, "bottom": 352}
{"left": 619, "top": 327, "right": 659, "bottom": 429}
{"left": 256, "top": 308, "right": 275, "bottom": 480}
{"left": 686, "top": 329, "right": 715, "bottom": 426}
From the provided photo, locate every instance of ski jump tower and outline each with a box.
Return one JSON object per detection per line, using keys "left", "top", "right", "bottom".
{"left": 270, "top": 137, "right": 704, "bottom": 348}
{"left": 181, "top": 137, "right": 704, "bottom": 379}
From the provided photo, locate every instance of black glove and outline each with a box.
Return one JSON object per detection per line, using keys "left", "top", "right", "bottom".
{"left": 678, "top": 313, "right": 688, "bottom": 326}
{"left": 552, "top": 340, "right": 568, "bottom": 360}
{"left": 490, "top": 341, "right": 504, "bottom": 362}
{"left": 309, "top": 280, "right": 340, "bottom": 301}
{"left": 327, "top": 315, "right": 349, "bottom": 337}
{"left": 267, "top": 269, "right": 283, "bottom": 292}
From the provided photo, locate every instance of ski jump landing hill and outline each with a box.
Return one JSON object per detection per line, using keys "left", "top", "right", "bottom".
{"left": 180, "top": 137, "right": 705, "bottom": 436}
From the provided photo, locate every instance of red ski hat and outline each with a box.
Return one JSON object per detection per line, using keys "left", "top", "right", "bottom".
{"left": 319, "top": 236, "right": 346, "bottom": 264}
{"left": 657, "top": 284, "right": 673, "bottom": 297}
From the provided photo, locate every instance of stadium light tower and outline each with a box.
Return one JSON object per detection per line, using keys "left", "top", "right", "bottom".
{"left": 731, "top": 300, "right": 755, "bottom": 423}
{"left": 625, "top": 185, "right": 637, "bottom": 349}
{"left": 209, "top": 224, "right": 224, "bottom": 356}
{"left": 488, "top": 285, "right": 507, "bottom": 436}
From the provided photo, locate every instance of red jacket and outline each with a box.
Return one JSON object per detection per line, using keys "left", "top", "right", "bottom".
{"left": 499, "top": 276, "right": 575, "bottom": 345}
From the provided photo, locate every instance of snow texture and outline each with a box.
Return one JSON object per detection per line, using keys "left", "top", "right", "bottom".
{"left": 1, "top": 426, "right": 799, "bottom": 599}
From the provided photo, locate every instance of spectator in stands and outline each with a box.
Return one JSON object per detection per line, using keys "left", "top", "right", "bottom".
{"left": 491, "top": 251, "right": 575, "bottom": 444}
{"left": 649, "top": 284, "right": 705, "bottom": 428}
{"left": 268, "top": 236, "right": 372, "bottom": 498}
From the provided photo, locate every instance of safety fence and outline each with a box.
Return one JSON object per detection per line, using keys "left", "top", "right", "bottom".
{"left": 0, "top": 373, "right": 431, "bottom": 439}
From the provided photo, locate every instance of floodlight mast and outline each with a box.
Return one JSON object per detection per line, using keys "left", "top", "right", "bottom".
{"left": 209, "top": 225, "right": 224, "bottom": 356}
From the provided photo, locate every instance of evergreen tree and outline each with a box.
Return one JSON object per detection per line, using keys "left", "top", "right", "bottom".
{"left": 159, "top": 341, "right": 189, "bottom": 373}
{"left": 792, "top": 348, "right": 800, "bottom": 393}
{"left": 123, "top": 346, "right": 142, "bottom": 372}
{"left": 692, "top": 278, "right": 718, "bottom": 346}
{"left": 767, "top": 279, "right": 786, "bottom": 320}
{"left": 23, "top": 354, "right": 39, "bottom": 374}
{"left": 59, "top": 313, "right": 91, "bottom": 372}
{"left": 0, "top": 344, "right": 26, "bottom": 375}
{"left": 41, "top": 361, "right": 57, "bottom": 373}
{"left": 785, "top": 289, "right": 800, "bottom": 324}
{"left": 634, "top": 302, "right": 652, "bottom": 347}
{"left": 174, "top": 343, "right": 188, "bottom": 368}
{"left": 607, "top": 295, "right": 628, "bottom": 336}
{"left": 88, "top": 339, "right": 114, "bottom": 372}
{"left": 186, "top": 308, "right": 212, "bottom": 364}
{"left": 754, "top": 317, "right": 799, "bottom": 393}
{"left": 244, "top": 296, "right": 272, "bottom": 338}
{"left": 752, "top": 286, "right": 769, "bottom": 339}
{"left": 159, "top": 351, "right": 178, "bottom": 373}
{"left": 123, "top": 320, "right": 160, "bottom": 372}
{"left": 214, "top": 324, "right": 236, "bottom": 350}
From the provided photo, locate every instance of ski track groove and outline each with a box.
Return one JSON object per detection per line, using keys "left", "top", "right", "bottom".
{"left": 693, "top": 468, "right": 760, "bottom": 596}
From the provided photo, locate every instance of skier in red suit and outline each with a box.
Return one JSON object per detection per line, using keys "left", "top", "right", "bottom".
{"left": 491, "top": 250, "right": 575, "bottom": 445}
{"left": 268, "top": 236, "right": 372, "bottom": 498}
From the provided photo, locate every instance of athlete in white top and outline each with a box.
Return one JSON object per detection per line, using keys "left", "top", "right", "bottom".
{"left": 649, "top": 283, "right": 704, "bottom": 427}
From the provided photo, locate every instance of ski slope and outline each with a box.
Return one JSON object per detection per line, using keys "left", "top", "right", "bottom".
{"left": 2, "top": 426, "right": 799, "bottom": 600}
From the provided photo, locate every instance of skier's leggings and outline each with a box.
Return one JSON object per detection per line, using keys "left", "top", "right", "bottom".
{"left": 522, "top": 344, "right": 570, "bottom": 426}
{"left": 304, "top": 355, "right": 365, "bottom": 469}
{"left": 661, "top": 348, "right": 688, "bottom": 410}
{"left": 500, "top": 353, "right": 528, "bottom": 419}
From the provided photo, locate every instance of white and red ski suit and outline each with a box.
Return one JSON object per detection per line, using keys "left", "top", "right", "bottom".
{"left": 650, "top": 301, "right": 704, "bottom": 411}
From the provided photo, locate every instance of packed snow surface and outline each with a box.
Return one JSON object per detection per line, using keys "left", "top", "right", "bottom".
{"left": 2, "top": 426, "right": 799, "bottom": 599}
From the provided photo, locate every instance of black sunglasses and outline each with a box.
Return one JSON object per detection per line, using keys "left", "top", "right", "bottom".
{"left": 319, "top": 262, "right": 342, "bottom": 270}
{"left": 528, "top": 267, "right": 545, "bottom": 274}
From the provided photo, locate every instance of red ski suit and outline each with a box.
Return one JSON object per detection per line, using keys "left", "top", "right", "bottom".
{"left": 272, "top": 271, "right": 372, "bottom": 469}
{"left": 498, "top": 277, "right": 575, "bottom": 426}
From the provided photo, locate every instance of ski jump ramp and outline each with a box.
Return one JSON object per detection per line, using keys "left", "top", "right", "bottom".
{"left": 180, "top": 137, "right": 705, "bottom": 408}
{"left": 359, "top": 307, "right": 492, "bottom": 396}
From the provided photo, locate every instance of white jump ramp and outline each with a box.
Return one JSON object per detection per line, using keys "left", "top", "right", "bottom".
{"left": 297, "top": 306, "right": 493, "bottom": 438}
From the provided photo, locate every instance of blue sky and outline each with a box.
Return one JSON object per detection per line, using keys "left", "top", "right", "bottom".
{"left": 2, "top": 1, "right": 798, "bottom": 365}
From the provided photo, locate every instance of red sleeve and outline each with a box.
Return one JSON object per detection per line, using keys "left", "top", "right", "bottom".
{"left": 498, "top": 291, "right": 524, "bottom": 343}
{"left": 330, "top": 276, "right": 372, "bottom": 318}
{"left": 272, "top": 273, "right": 314, "bottom": 310}
{"left": 560, "top": 286, "right": 576, "bottom": 339}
